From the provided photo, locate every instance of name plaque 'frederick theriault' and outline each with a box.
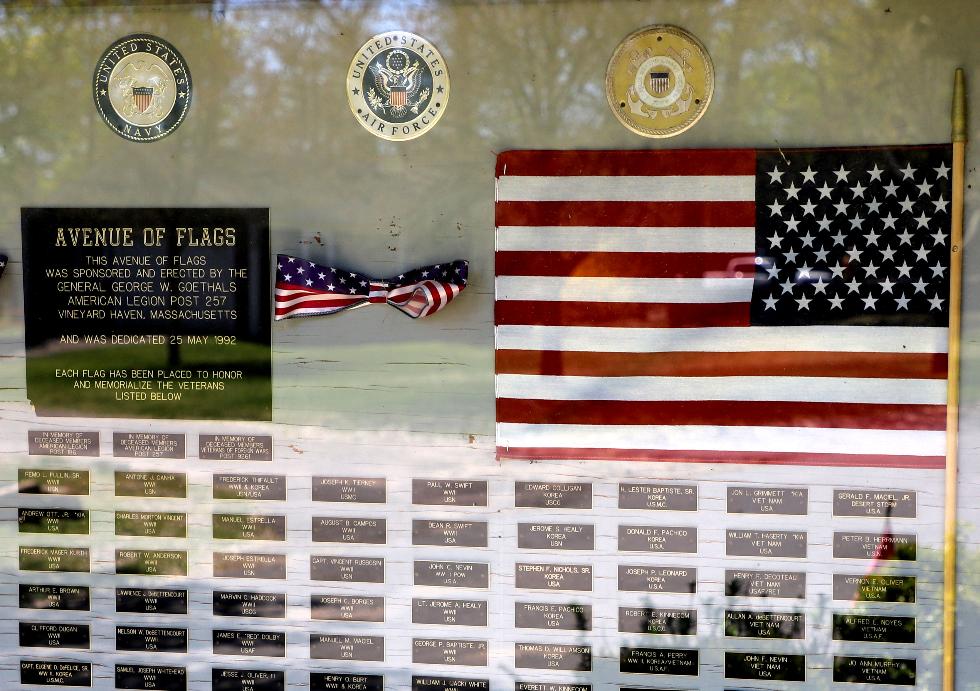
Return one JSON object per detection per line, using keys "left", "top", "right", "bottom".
{"left": 22, "top": 207, "right": 271, "bottom": 420}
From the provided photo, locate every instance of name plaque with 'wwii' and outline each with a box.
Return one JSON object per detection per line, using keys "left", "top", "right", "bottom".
{"left": 22, "top": 207, "right": 271, "bottom": 420}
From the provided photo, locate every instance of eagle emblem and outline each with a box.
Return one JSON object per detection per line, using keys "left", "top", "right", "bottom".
{"left": 367, "top": 49, "right": 430, "bottom": 117}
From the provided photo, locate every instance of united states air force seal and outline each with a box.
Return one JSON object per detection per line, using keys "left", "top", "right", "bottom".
{"left": 93, "top": 34, "right": 192, "bottom": 142}
{"left": 605, "top": 25, "right": 713, "bottom": 138}
{"left": 347, "top": 31, "right": 450, "bottom": 141}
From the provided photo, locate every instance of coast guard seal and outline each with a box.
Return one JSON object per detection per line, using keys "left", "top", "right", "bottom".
{"left": 605, "top": 25, "right": 713, "bottom": 138}
{"left": 347, "top": 31, "right": 450, "bottom": 141}
{"left": 93, "top": 34, "right": 192, "bottom": 142}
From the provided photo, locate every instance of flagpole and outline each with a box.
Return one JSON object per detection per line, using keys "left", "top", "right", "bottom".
{"left": 944, "top": 66, "right": 967, "bottom": 691}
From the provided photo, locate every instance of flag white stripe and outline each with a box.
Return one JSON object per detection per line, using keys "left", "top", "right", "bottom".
{"left": 275, "top": 293, "right": 362, "bottom": 308}
{"left": 496, "top": 423, "right": 946, "bottom": 458}
{"left": 496, "top": 374, "right": 946, "bottom": 405}
{"left": 495, "top": 276, "right": 754, "bottom": 304}
{"left": 495, "top": 226, "right": 756, "bottom": 253}
{"left": 497, "top": 175, "right": 755, "bottom": 202}
{"left": 495, "top": 325, "right": 949, "bottom": 354}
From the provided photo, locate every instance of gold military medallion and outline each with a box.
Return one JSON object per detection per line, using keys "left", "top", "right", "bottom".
{"left": 605, "top": 25, "right": 714, "bottom": 138}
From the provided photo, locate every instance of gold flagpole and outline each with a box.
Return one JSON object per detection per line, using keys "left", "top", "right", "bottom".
{"left": 944, "top": 66, "right": 967, "bottom": 691}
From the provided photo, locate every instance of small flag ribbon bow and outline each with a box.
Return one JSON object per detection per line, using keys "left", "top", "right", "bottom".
{"left": 275, "top": 254, "right": 469, "bottom": 321}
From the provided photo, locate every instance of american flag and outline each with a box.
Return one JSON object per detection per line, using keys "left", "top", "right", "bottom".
{"left": 275, "top": 254, "right": 468, "bottom": 320}
{"left": 495, "top": 147, "right": 951, "bottom": 468}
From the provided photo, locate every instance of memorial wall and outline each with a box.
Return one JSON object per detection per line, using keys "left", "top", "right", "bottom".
{"left": 0, "top": 1, "right": 979, "bottom": 689}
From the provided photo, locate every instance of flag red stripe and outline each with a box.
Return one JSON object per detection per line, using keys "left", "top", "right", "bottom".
{"left": 494, "top": 301, "right": 749, "bottom": 328}
{"left": 495, "top": 251, "right": 747, "bottom": 278}
{"left": 496, "top": 201, "right": 756, "bottom": 228}
{"left": 496, "top": 446, "right": 946, "bottom": 469}
{"left": 496, "top": 399, "right": 947, "bottom": 431}
{"left": 495, "top": 149, "right": 757, "bottom": 177}
{"left": 495, "top": 350, "right": 949, "bottom": 379}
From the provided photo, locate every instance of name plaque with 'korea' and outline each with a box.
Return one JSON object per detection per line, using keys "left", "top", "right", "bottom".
{"left": 22, "top": 207, "right": 271, "bottom": 420}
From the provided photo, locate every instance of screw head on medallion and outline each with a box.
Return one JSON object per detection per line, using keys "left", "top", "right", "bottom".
{"left": 605, "top": 25, "right": 714, "bottom": 138}
{"left": 346, "top": 31, "right": 450, "bottom": 141}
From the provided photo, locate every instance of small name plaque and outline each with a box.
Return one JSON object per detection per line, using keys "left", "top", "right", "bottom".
{"left": 115, "top": 511, "right": 186, "bottom": 538}
{"left": 116, "top": 588, "right": 188, "bottom": 615}
{"left": 314, "top": 517, "right": 386, "bottom": 544}
{"left": 213, "top": 629, "right": 285, "bottom": 657}
{"left": 515, "top": 482, "right": 591, "bottom": 509}
{"left": 619, "top": 607, "right": 696, "bottom": 635}
{"left": 214, "top": 552, "right": 286, "bottom": 580}
{"left": 313, "top": 477, "right": 386, "bottom": 503}
{"left": 311, "top": 674, "right": 384, "bottom": 691}
{"left": 19, "top": 622, "right": 90, "bottom": 649}
{"left": 618, "top": 525, "right": 697, "bottom": 553}
{"left": 18, "top": 508, "right": 89, "bottom": 535}
{"left": 19, "top": 584, "right": 90, "bottom": 611}
{"left": 833, "top": 532, "right": 916, "bottom": 560}
{"left": 213, "top": 513, "right": 286, "bottom": 541}
{"left": 116, "top": 549, "right": 187, "bottom": 576}
{"left": 311, "top": 555, "right": 385, "bottom": 583}
{"left": 833, "top": 574, "right": 915, "bottom": 602}
{"left": 200, "top": 434, "right": 273, "bottom": 461}
{"left": 413, "top": 520, "right": 488, "bottom": 548}
{"left": 414, "top": 639, "right": 489, "bottom": 667}
{"left": 414, "top": 479, "right": 488, "bottom": 506}
{"left": 116, "top": 626, "right": 187, "bottom": 653}
{"left": 19, "top": 546, "right": 89, "bottom": 572}
{"left": 115, "top": 471, "right": 186, "bottom": 498}
{"left": 28, "top": 430, "right": 99, "bottom": 457}
{"left": 414, "top": 560, "right": 490, "bottom": 589}
{"left": 618, "top": 565, "right": 696, "bottom": 593}
{"left": 18, "top": 468, "right": 88, "bottom": 495}
{"left": 518, "top": 523, "right": 594, "bottom": 550}
{"left": 213, "top": 474, "right": 286, "bottom": 501}
{"left": 21, "top": 661, "right": 91, "bottom": 687}
{"left": 516, "top": 602, "right": 591, "bottom": 630}
{"left": 833, "top": 489, "right": 916, "bottom": 518}
{"left": 727, "top": 530, "right": 807, "bottom": 558}
{"left": 212, "top": 669, "right": 284, "bottom": 691}
{"left": 312, "top": 595, "right": 384, "bottom": 622}
{"left": 515, "top": 563, "right": 592, "bottom": 591}
{"left": 113, "top": 432, "right": 185, "bottom": 459}
{"left": 834, "top": 656, "right": 916, "bottom": 685}
{"left": 115, "top": 665, "right": 186, "bottom": 691}
{"left": 725, "top": 610, "right": 804, "bottom": 639}
{"left": 725, "top": 569, "right": 806, "bottom": 599}
{"left": 411, "top": 677, "right": 488, "bottom": 691}
{"left": 833, "top": 614, "right": 915, "bottom": 643}
{"left": 414, "top": 598, "right": 487, "bottom": 627}
{"left": 619, "top": 647, "right": 698, "bottom": 676}
{"left": 619, "top": 483, "right": 697, "bottom": 511}
{"left": 515, "top": 643, "right": 591, "bottom": 671}
{"left": 725, "top": 652, "right": 806, "bottom": 682}
{"left": 214, "top": 591, "right": 286, "bottom": 618}
{"left": 727, "top": 486, "right": 807, "bottom": 515}
{"left": 311, "top": 634, "right": 385, "bottom": 661}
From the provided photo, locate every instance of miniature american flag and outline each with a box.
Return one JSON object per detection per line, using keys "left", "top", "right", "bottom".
{"left": 495, "top": 147, "right": 951, "bottom": 468}
{"left": 275, "top": 254, "right": 468, "bottom": 320}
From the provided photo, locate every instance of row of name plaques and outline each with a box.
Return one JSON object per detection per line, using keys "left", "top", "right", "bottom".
{"left": 18, "top": 655, "right": 917, "bottom": 687}
{"left": 20, "top": 465, "right": 917, "bottom": 519}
